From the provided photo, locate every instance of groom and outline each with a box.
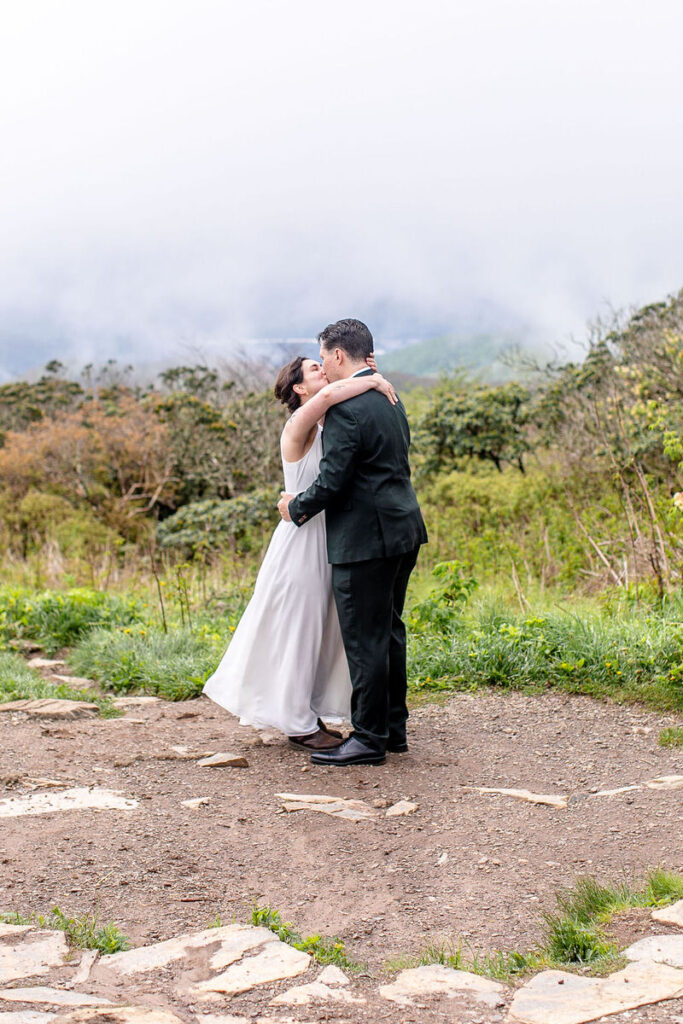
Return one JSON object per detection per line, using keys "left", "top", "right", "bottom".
{"left": 278, "top": 318, "right": 428, "bottom": 766}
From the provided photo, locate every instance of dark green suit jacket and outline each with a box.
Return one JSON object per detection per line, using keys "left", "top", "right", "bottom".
{"left": 288, "top": 371, "right": 428, "bottom": 564}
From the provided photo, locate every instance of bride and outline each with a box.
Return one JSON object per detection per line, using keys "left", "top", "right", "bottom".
{"left": 203, "top": 354, "right": 397, "bottom": 750}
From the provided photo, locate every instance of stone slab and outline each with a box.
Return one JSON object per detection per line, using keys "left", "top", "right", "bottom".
{"left": 0, "top": 988, "right": 110, "bottom": 1007}
{"left": 189, "top": 940, "right": 310, "bottom": 997}
{"left": 624, "top": 934, "right": 683, "bottom": 967}
{"left": 197, "top": 753, "right": 249, "bottom": 768}
{"left": 98, "top": 925, "right": 273, "bottom": 977}
{"left": 111, "top": 697, "right": 161, "bottom": 708}
{"left": 507, "top": 961, "right": 683, "bottom": 1024}
{"left": 0, "top": 928, "right": 69, "bottom": 985}
{"left": 0, "top": 1013, "right": 55, "bottom": 1023}
{"left": 463, "top": 786, "right": 568, "bottom": 809}
{"left": 645, "top": 775, "right": 683, "bottom": 790}
{"left": 0, "top": 700, "right": 98, "bottom": 720}
{"left": 53, "top": 1010, "right": 184, "bottom": 1024}
{"left": 653, "top": 899, "right": 683, "bottom": 928}
{"left": 28, "top": 659, "right": 65, "bottom": 669}
{"left": 276, "top": 792, "right": 377, "bottom": 821}
{"left": 0, "top": 787, "right": 138, "bottom": 818}
{"left": 379, "top": 964, "right": 506, "bottom": 1007}
{"left": 271, "top": 978, "right": 363, "bottom": 1005}
{"left": 385, "top": 800, "right": 418, "bottom": 817}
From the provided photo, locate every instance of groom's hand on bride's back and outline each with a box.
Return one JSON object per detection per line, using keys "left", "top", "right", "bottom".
{"left": 278, "top": 492, "right": 294, "bottom": 522}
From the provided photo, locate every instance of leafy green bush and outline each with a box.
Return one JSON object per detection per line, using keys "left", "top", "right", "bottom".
{"left": 410, "top": 560, "right": 478, "bottom": 632}
{"left": 69, "top": 624, "right": 227, "bottom": 700}
{"left": 0, "top": 588, "right": 145, "bottom": 654}
{"left": 408, "top": 598, "right": 683, "bottom": 711}
{"left": 156, "top": 488, "right": 278, "bottom": 556}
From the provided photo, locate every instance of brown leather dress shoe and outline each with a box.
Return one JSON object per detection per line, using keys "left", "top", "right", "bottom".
{"left": 288, "top": 728, "right": 344, "bottom": 751}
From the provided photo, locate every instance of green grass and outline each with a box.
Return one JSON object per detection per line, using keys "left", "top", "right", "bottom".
{"left": 0, "top": 651, "right": 115, "bottom": 716}
{"left": 0, "top": 906, "right": 130, "bottom": 954}
{"left": 401, "top": 870, "right": 683, "bottom": 982}
{"left": 408, "top": 595, "right": 683, "bottom": 712}
{"left": 659, "top": 726, "right": 683, "bottom": 746}
{"left": 68, "top": 623, "right": 227, "bottom": 700}
{"left": 251, "top": 905, "right": 362, "bottom": 972}
{"left": 0, "top": 587, "right": 145, "bottom": 655}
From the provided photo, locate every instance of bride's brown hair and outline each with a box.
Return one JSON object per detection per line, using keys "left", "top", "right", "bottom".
{"left": 274, "top": 356, "right": 306, "bottom": 414}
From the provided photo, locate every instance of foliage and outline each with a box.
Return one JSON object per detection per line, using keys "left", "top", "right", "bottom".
{"left": 0, "top": 371, "right": 84, "bottom": 438}
{"left": 68, "top": 623, "right": 229, "bottom": 700}
{"left": 251, "top": 905, "right": 360, "bottom": 971}
{"left": 0, "top": 651, "right": 114, "bottom": 715}
{"left": 157, "top": 488, "right": 278, "bottom": 556}
{"left": 407, "top": 595, "right": 683, "bottom": 712}
{"left": 417, "top": 381, "right": 531, "bottom": 475}
{"left": 0, "top": 907, "right": 130, "bottom": 954}
{"left": 659, "top": 726, "right": 683, "bottom": 747}
{"left": 410, "top": 560, "right": 478, "bottom": 632}
{"left": 0, "top": 588, "right": 145, "bottom": 654}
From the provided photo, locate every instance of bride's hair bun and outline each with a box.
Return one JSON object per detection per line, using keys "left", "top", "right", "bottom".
{"left": 274, "top": 356, "right": 306, "bottom": 414}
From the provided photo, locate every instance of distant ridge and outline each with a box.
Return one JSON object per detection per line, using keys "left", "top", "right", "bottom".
{"left": 380, "top": 332, "right": 535, "bottom": 382}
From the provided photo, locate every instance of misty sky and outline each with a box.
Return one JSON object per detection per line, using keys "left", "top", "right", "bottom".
{"left": 1, "top": 0, "right": 682, "bottom": 379}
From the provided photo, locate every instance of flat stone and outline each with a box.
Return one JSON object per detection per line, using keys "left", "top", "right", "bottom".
{"left": 70, "top": 950, "right": 98, "bottom": 986}
{"left": 0, "top": 699, "right": 98, "bottom": 720}
{"left": 271, "top": 978, "right": 364, "bottom": 1005}
{"left": 276, "top": 792, "right": 377, "bottom": 821}
{"left": 197, "top": 752, "right": 249, "bottom": 768}
{"left": 0, "top": 988, "right": 110, "bottom": 1007}
{"left": 624, "top": 934, "right": 683, "bottom": 967}
{"left": 111, "top": 697, "right": 162, "bottom": 708}
{"left": 385, "top": 800, "right": 418, "bottom": 817}
{"left": 317, "top": 965, "right": 349, "bottom": 986}
{"left": 52, "top": 676, "right": 97, "bottom": 690}
{"left": 190, "top": 940, "right": 310, "bottom": 997}
{"left": 98, "top": 925, "right": 271, "bottom": 977}
{"left": 181, "top": 797, "right": 211, "bottom": 809}
{"left": 52, "top": 1010, "right": 184, "bottom": 1024}
{"left": 0, "top": 927, "right": 69, "bottom": 985}
{"left": 463, "top": 786, "right": 568, "bottom": 809}
{"left": 0, "top": 787, "right": 138, "bottom": 818}
{"left": 591, "top": 785, "right": 641, "bottom": 797}
{"left": 379, "top": 964, "right": 506, "bottom": 1007}
{"left": 0, "top": 1013, "right": 55, "bottom": 1023}
{"left": 27, "top": 658, "right": 65, "bottom": 669}
{"left": 646, "top": 775, "right": 683, "bottom": 790}
{"left": 653, "top": 899, "right": 683, "bottom": 928}
{"left": 507, "top": 962, "right": 683, "bottom": 1024}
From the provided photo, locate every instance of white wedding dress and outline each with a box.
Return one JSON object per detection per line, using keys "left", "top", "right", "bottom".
{"left": 203, "top": 427, "right": 351, "bottom": 735}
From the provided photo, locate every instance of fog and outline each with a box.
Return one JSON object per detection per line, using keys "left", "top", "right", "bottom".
{"left": 1, "top": 0, "right": 682, "bottom": 378}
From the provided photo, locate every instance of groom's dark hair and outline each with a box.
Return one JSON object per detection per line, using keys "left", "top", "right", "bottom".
{"left": 318, "top": 318, "right": 373, "bottom": 361}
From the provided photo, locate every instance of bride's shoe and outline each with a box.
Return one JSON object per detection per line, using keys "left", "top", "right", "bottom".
{"left": 288, "top": 728, "right": 343, "bottom": 751}
{"left": 317, "top": 717, "right": 343, "bottom": 739}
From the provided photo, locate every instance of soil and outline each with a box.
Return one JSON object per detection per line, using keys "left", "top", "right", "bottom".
{"left": 1, "top": 688, "right": 682, "bottom": 1022}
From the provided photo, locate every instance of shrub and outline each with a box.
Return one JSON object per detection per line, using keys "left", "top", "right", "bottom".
{"left": 156, "top": 488, "right": 278, "bottom": 557}
{"left": 0, "top": 588, "right": 145, "bottom": 654}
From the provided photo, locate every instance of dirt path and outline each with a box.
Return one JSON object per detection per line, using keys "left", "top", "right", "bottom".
{"left": 1, "top": 690, "right": 682, "bottom": 1022}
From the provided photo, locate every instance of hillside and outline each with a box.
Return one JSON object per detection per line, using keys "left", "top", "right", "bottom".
{"left": 380, "top": 332, "right": 534, "bottom": 381}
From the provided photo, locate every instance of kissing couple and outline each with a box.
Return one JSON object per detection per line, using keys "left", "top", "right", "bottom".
{"left": 203, "top": 318, "right": 428, "bottom": 766}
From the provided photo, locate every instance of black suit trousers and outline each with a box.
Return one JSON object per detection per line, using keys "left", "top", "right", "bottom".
{"left": 331, "top": 546, "right": 420, "bottom": 752}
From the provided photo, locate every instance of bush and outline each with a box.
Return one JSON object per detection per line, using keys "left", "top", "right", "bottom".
{"left": 69, "top": 624, "right": 228, "bottom": 700}
{"left": 156, "top": 488, "right": 278, "bottom": 557}
{"left": 0, "top": 588, "right": 145, "bottom": 654}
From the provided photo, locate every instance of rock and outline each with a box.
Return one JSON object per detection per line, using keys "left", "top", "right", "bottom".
{"left": 53, "top": 1010, "right": 184, "bottom": 1024}
{"left": 276, "top": 792, "right": 377, "bottom": 821}
{"left": 197, "top": 752, "right": 249, "bottom": 768}
{"left": 0, "top": 988, "right": 110, "bottom": 1007}
{"left": 0, "top": 699, "right": 98, "bottom": 720}
{"left": 271, "top": 977, "right": 364, "bottom": 1006}
{"left": 52, "top": 675, "right": 97, "bottom": 690}
{"left": 317, "top": 965, "right": 349, "bottom": 986}
{"left": 0, "top": 787, "right": 138, "bottom": 819}
{"left": 653, "top": 899, "right": 683, "bottom": 928}
{"left": 181, "top": 797, "right": 211, "bottom": 809}
{"left": 0, "top": 926, "right": 69, "bottom": 985}
{"left": 591, "top": 785, "right": 640, "bottom": 797}
{"left": 111, "top": 697, "right": 161, "bottom": 708}
{"left": 191, "top": 940, "right": 310, "bottom": 997}
{"left": 385, "top": 799, "right": 418, "bottom": 817}
{"left": 646, "top": 775, "right": 683, "bottom": 790}
{"left": 372, "top": 797, "right": 389, "bottom": 808}
{"left": 98, "top": 925, "right": 271, "bottom": 977}
{"left": 379, "top": 964, "right": 506, "bottom": 1007}
{"left": 624, "top": 934, "right": 683, "bottom": 967}
{"left": 507, "top": 962, "right": 683, "bottom": 1024}
{"left": 0, "top": 1013, "right": 56, "bottom": 1023}
{"left": 27, "top": 658, "right": 66, "bottom": 669}
{"left": 463, "top": 786, "right": 568, "bottom": 809}
{"left": 69, "top": 949, "right": 98, "bottom": 986}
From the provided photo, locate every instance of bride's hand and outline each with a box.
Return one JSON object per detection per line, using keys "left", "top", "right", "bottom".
{"left": 366, "top": 353, "right": 378, "bottom": 372}
{"left": 373, "top": 373, "right": 398, "bottom": 405}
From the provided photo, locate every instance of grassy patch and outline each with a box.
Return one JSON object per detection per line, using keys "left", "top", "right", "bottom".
{"left": 251, "top": 905, "right": 362, "bottom": 972}
{"left": 403, "top": 870, "right": 683, "bottom": 982}
{"left": 0, "top": 651, "right": 115, "bottom": 716}
{"left": 68, "top": 624, "right": 227, "bottom": 701}
{"left": 0, "top": 906, "right": 130, "bottom": 954}
{"left": 659, "top": 726, "right": 683, "bottom": 746}
{"left": 408, "top": 597, "right": 683, "bottom": 712}
{"left": 0, "top": 588, "right": 145, "bottom": 655}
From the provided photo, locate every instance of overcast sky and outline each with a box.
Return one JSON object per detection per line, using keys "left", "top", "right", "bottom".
{"left": 1, "top": 0, "right": 682, "bottom": 378}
